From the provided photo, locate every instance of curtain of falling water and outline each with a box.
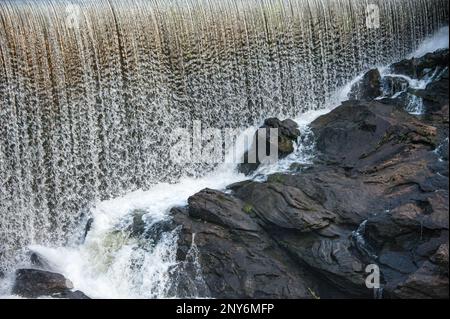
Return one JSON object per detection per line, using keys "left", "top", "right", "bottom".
{"left": 0, "top": 0, "right": 448, "bottom": 271}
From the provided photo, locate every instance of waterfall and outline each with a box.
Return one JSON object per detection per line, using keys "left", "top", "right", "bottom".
{"left": 0, "top": 0, "right": 448, "bottom": 273}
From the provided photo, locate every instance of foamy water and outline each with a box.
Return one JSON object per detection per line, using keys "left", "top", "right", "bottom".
{"left": 380, "top": 26, "right": 449, "bottom": 114}
{"left": 1, "top": 26, "right": 449, "bottom": 299}
{"left": 24, "top": 129, "right": 256, "bottom": 298}
{"left": 3, "top": 78, "right": 366, "bottom": 298}
{"left": 409, "top": 26, "right": 449, "bottom": 58}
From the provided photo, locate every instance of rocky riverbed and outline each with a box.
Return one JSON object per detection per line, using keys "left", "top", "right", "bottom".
{"left": 169, "top": 49, "right": 449, "bottom": 299}
{"left": 10, "top": 49, "right": 449, "bottom": 299}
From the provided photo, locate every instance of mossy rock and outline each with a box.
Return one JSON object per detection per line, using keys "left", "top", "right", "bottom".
{"left": 242, "top": 203, "right": 253, "bottom": 214}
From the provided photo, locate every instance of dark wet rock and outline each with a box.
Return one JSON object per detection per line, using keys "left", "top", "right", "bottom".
{"left": 231, "top": 179, "right": 335, "bottom": 232}
{"left": 382, "top": 76, "right": 409, "bottom": 97}
{"left": 310, "top": 100, "right": 438, "bottom": 169}
{"left": 12, "top": 269, "right": 90, "bottom": 299}
{"left": 377, "top": 91, "right": 410, "bottom": 108}
{"left": 83, "top": 218, "right": 94, "bottom": 242}
{"left": 229, "top": 167, "right": 385, "bottom": 297}
{"left": 431, "top": 244, "right": 449, "bottom": 275}
{"left": 30, "top": 252, "right": 53, "bottom": 270}
{"left": 409, "top": 68, "right": 449, "bottom": 115}
{"left": 238, "top": 118, "right": 300, "bottom": 175}
{"left": 349, "top": 68, "right": 382, "bottom": 100}
{"left": 187, "top": 188, "right": 260, "bottom": 232}
{"left": 169, "top": 188, "right": 344, "bottom": 298}
{"left": 390, "top": 49, "right": 449, "bottom": 79}
{"left": 384, "top": 48, "right": 448, "bottom": 116}
{"left": 170, "top": 206, "right": 324, "bottom": 299}
{"left": 170, "top": 50, "right": 449, "bottom": 299}
{"left": 278, "top": 234, "right": 370, "bottom": 296}
{"left": 264, "top": 118, "right": 301, "bottom": 140}
{"left": 392, "top": 260, "right": 448, "bottom": 299}
{"left": 130, "top": 209, "right": 147, "bottom": 237}
{"left": 126, "top": 210, "right": 175, "bottom": 247}
{"left": 52, "top": 289, "right": 90, "bottom": 299}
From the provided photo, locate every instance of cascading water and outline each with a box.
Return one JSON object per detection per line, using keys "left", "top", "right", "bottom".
{"left": 0, "top": 0, "right": 448, "bottom": 297}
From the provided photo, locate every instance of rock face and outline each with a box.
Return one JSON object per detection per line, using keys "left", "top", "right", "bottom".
{"left": 349, "top": 68, "right": 382, "bottom": 100}
{"left": 382, "top": 76, "right": 409, "bottom": 97}
{"left": 169, "top": 49, "right": 449, "bottom": 299}
{"left": 390, "top": 49, "right": 449, "bottom": 79}
{"left": 12, "top": 269, "right": 90, "bottom": 299}
{"left": 411, "top": 66, "right": 449, "bottom": 115}
{"left": 170, "top": 189, "right": 334, "bottom": 298}
{"left": 238, "top": 118, "right": 300, "bottom": 175}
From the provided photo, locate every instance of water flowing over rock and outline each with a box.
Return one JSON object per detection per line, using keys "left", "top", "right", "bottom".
{"left": 170, "top": 51, "right": 449, "bottom": 298}
{"left": 390, "top": 49, "right": 450, "bottom": 79}
{"left": 0, "top": 0, "right": 448, "bottom": 271}
{"left": 349, "top": 69, "right": 382, "bottom": 101}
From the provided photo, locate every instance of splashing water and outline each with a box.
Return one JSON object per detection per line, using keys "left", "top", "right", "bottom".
{"left": 5, "top": 129, "right": 255, "bottom": 298}
{"left": 377, "top": 26, "right": 449, "bottom": 114}
{"left": 0, "top": 0, "right": 449, "bottom": 298}
{"left": 0, "top": 44, "right": 438, "bottom": 298}
{"left": 409, "top": 26, "right": 449, "bottom": 58}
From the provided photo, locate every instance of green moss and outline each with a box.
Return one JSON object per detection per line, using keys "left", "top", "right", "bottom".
{"left": 278, "top": 138, "right": 294, "bottom": 154}
{"left": 216, "top": 193, "right": 228, "bottom": 203}
{"left": 399, "top": 133, "right": 409, "bottom": 142}
{"left": 243, "top": 203, "right": 253, "bottom": 214}
{"left": 268, "top": 173, "right": 285, "bottom": 184}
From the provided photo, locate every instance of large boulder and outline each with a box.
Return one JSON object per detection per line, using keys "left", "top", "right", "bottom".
{"left": 349, "top": 68, "right": 382, "bottom": 100}
{"left": 228, "top": 172, "right": 375, "bottom": 297}
{"left": 310, "top": 100, "right": 437, "bottom": 169}
{"left": 229, "top": 178, "right": 335, "bottom": 232}
{"left": 238, "top": 118, "right": 300, "bottom": 175}
{"left": 170, "top": 190, "right": 324, "bottom": 299}
{"left": 12, "top": 269, "right": 89, "bottom": 299}
{"left": 186, "top": 188, "right": 259, "bottom": 232}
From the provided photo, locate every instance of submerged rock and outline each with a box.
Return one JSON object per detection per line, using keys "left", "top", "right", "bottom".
{"left": 129, "top": 209, "right": 147, "bottom": 237}
{"left": 238, "top": 118, "right": 300, "bottom": 175}
{"left": 12, "top": 269, "right": 90, "bottom": 299}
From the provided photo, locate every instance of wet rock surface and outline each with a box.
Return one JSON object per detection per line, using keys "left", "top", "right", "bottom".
{"left": 238, "top": 118, "right": 301, "bottom": 175}
{"left": 170, "top": 49, "right": 449, "bottom": 299}
{"left": 349, "top": 68, "right": 382, "bottom": 100}
{"left": 12, "top": 269, "right": 90, "bottom": 299}
{"left": 390, "top": 49, "right": 449, "bottom": 79}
